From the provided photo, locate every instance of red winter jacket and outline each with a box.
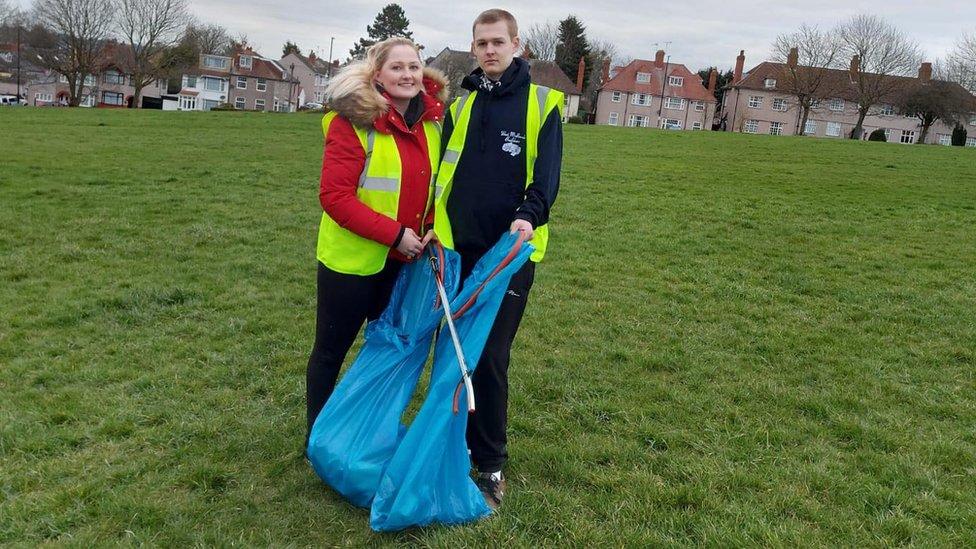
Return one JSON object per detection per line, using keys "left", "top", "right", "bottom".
{"left": 319, "top": 68, "right": 447, "bottom": 264}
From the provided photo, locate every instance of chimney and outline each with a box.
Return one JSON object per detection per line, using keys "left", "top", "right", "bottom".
{"left": 918, "top": 61, "right": 932, "bottom": 83}
{"left": 849, "top": 55, "right": 860, "bottom": 80}
{"left": 707, "top": 68, "right": 717, "bottom": 93}
{"left": 787, "top": 47, "right": 798, "bottom": 69}
{"left": 655, "top": 49, "right": 666, "bottom": 68}
{"left": 309, "top": 51, "right": 316, "bottom": 61}
{"left": 576, "top": 56, "right": 586, "bottom": 92}
{"left": 601, "top": 58, "right": 610, "bottom": 84}
{"left": 733, "top": 50, "right": 745, "bottom": 83}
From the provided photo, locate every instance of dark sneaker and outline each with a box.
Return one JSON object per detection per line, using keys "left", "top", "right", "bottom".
{"left": 475, "top": 471, "right": 506, "bottom": 510}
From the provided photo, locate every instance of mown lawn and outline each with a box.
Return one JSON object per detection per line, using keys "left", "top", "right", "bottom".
{"left": 1, "top": 108, "right": 975, "bottom": 546}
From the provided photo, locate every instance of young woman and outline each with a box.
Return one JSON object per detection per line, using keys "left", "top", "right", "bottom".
{"left": 307, "top": 37, "right": 448, "bottom": 440}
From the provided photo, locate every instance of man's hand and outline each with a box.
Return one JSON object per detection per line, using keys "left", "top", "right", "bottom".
{"left": 509, "top": 219, "right": 534, "bottom": 241}
{"left": 396, "top": 228, "right": 424, "bottom": 259}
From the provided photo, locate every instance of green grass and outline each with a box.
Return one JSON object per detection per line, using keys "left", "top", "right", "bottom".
{"left": 2, "top": 108, "right": 975, "bottom": 546}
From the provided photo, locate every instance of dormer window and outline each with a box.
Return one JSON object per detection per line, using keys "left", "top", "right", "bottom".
{"left": 240, "top": 55, "right": 252, "bottom": 69}
{"left": 636, "top": 72, "right": 651, "bottom": 83}
{"left": 202, "top": 55, "right": 229, "bottom": 70}
{"left": 668, "top": 76, "right": 683, "bottom": 86}
{"left": 764, "top": 78, "right": 776, "bottom": 88}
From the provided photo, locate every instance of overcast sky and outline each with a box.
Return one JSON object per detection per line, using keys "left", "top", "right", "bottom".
{"left": 15, "top": 0, "right": 975, "bottom": 71}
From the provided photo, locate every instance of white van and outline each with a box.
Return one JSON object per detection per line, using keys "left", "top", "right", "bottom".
{"left": 0, "top": 95, "right": 25, "bottom": 106}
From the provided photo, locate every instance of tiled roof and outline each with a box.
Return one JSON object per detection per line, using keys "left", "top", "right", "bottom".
{"left": 231, "top": 51, "right": 286, "bottom": 80}
{"left": 601, "top": 59, "right": 716, "bottom": 102}
{"left": 528, "top": 59, "right": 581, "bottom": 96}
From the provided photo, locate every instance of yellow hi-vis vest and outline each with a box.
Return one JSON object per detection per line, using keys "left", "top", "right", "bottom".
{"left": 433, "top": 83, "right": 564, "bottom": 263}
{"left": 316, "top": 111, "right": 441, "bottom": 275}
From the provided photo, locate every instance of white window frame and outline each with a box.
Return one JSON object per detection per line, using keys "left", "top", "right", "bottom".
{"left": 202, "top": 99, "right": 219, "bottom": 111}
{"left": 102, "top": 91, "right": 124, "bottom": 106}
{"left": 660, "top": 118, "right": 682, "bottom": 130}
{"left": 769, "top": 121, "right": 783, "bottom": 135}
{"left": 884, "top": 129, "right": 891, "bottom": 141}
{"left": 203, "top": 77, "right": 223, "bottom": 92}
{"left": 315, "top": 74, "right": 329, "bottom": 86}
{"left": 202, "top": 55, "right": 229, "bottom": 70}
{"left": 693, "top": 100, "right": 705, "bottom": 112}
{"left": 826, "top": 121, "right": 842, "bottom": 137}
{"left": 967, "top": 137, "right": 976, "bottom": 147}
{"left": 744, "top": 119, "right": 759, "bottom": 133}
{"left": 636, "top": 72, "right": 651, "bottom": 83}
{"left": 691, "top": 121, "right": 703, "bottom": 130}
{"left": 234, "top": 97, "right": 245, "bottom": 109}
{"left": 969, "top": 116, "right": 976, "bottom": 126}
{"left": 256, "top": 78, "right": 267, "bottom": 92}
{"left": 879, "top": 104, "right": 895, "bottom": 116}
{"left": 748, "top": 95, "right": 763, "bottom": 109}
{"left": 829, "top": 98, "right": 845, "bottom": 111}
{"left": 608, "top": 112, "right": 619, "bottom": 126}
{"left": 239, "top": 55, "right": 252, "bottom": 69}
{"left": 664, "top": 97, "right": 685, "bottom": 110}
{"left": 938, "top": 134, "right": 951, "bottom": 146}
{"left": 35, "top": 92, "right": 54, "bottom": 103}
{"left": 179, "top": 95, "right": 196, "bottom": 110}
{"left": 236, "top": 76, "right": 247, "bottom": 89}
{"left": 184, "top": 75, "right": 197, "bottom": 89}
{"left": 900, "top": 130, "right": 915, "bottom": 144}
{"left": 255, "top": 98, "right": 266, "bottom": 110}
{"left": 631, "top": 93, "right": 650, "bottom": 106}
{"left": 611, "top": 91, "right": 621, "bottom": 102}
{"left": 772, "top": 98, "right": 788, "bottom": 112}
{"left": 628, "top": 114, "right": 648, "bottom": 127}
{"left": 764, "top": 78, "right": 776, "bottom": 89}
{"left": 668, "top": 76, "right": 683, "bottom": 86}
{"left": 103, "top": 70, "right": 125, "bottom": 85}
{"left": 804, "top": 120, "right": 817, "bottom": 135}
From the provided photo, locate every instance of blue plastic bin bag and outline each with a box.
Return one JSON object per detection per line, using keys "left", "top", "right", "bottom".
{"left": 307, "top": 251, "right": 461, "bottom": 507}
{"left": 369, "top": 232, "right": 533, "bottom": 531}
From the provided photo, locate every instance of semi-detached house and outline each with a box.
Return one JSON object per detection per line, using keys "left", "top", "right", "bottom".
{"left": 178, "top": 48, "right": 298, "bottom": 112}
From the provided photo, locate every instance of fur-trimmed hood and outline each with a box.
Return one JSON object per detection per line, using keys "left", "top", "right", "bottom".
{"left": 326, "top": 64, "right": 449, "bottom": 128}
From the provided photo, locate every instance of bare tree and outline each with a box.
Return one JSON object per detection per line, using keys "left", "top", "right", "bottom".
{"left": 115, "top": 0, "right": 189, "bottom": 107}
{"left": 521, "top": 21, "right": 558, "bottom": 61}
{"left": 836, "top": 14, "right": 922, "bottom": 139}
{"left": 183, "top": 22, "right": 231, "bottom": 55}
{"left": 896, "top": 78, "right": 974, "bottom": 144}
{"left": 582, "top": 38, "right": 619, "bottom": 111}
{"left": 944, "top": 31, "right": 976, "bottom": 93}
{"left": 33, "top": 0, "right": 114, "bottom": 106}
{"left": 771, "top": 24, "right": 841, "bottom": 135}
{"left": 0, "top": 0, "right": 16, "bottom": 24}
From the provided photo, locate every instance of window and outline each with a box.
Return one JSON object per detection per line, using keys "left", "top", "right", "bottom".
{"left": 628, "top": 114, "right": 648, "bottom": 127}
{"left": 764, "top": 78, "right": 776, "bottom": 88}
{"left": 769, "top": 121, "right": 783, "bottom": 135}
{"left": 35, "top": 93, "right": 53, "bottom": 103}
{"left": 204, "top": 77, "right": 223, "bottom": 91}
{"left": 884, "top": 129, "right": 891, "bottom": 141}
{"left": 314, "top": 91, "right": 325, "bottom": 102}
{"left": 80, "top": 94, "right": 95, "bottom": 107}
{"left": 59, "top": 74, "right": 67, "bottom": 83}
{"left": 202, "top": 55, "right": 229, "bottom": 69}
{"left": 772, "top": 98, "right": 788, "bottom": 111}
{"left": 636, "top": 72, "right": 651, "bottom": 83}
{"left": 743, "top": 119, "right": 759, "bottom": 133}
{"left": 158, "top": 79, "right": 167, "bottom": 90}
{"left": 185, "top": 76, "right": 197, "bottom": 88}
{"left": 900, "top": 130, "right": 915, "bottom": 144}
{"left": 829, "top": 98, "right": 844, "bottom": 111}
{"left": 239, "top": 55, "right": 252, "bottom": 69}
{"left": 880, "top": 104, "right": 895, "bottom": 116}
{"left": 904, "top": 111, "right": 916, "bottom": 119}
{"left": 103, "top": 70, "right": 125, "bottom": 84}
{"left": 255, "top": 98, "right": 266, "bottom": 110}
{"left": 235, "top": 97, "right": 245, "bottom": 109}
{"left": 809, "top": 99, "right": 821, "bottom": 109}
{"left": 826, "top": 122, "right": 842, "bottom": 137}
{"left": 631, "top": 93, "right": 650, "bottom": 106}
{"left": 748, "top": 95, "right": 763, "bottom": 108}
{"left": 692, "top": 121, "right": 703, "bottom": 130}
{"left": 967, "top": 137, "right": 976, "bottom": 147}
{"left": 236, "top": 76, "right": 247, "bottom": 89}
{"left": 664, "top": 97, "right": 684, "bottom": 110}
{"left": 256, "top": 78, "right": 267, "bottom": 92}
{"left": 315, "top": 74, "right": 329, "bottom": 86}
{"left": 202, "top": 99, "right": 219, "bottom": 111}
{"left": 693, "top": 100, "right": 705, "bottom": 112}
{"left": 102, "top": 91, "right": 124, "bottom": 106}
{"left": 938, "top": 134, "right": 951, "bottom": 146}
{"left": 611, "top": 91, "right": 621, "bottom": 102}
{"left": 804, "top": 120, "right": 817, "bottom": 135}
{"left": 969, "top": 116, "right": 976, "bottom": 126}
{"left": 668, "top": 76, "right": 683, "bottom": 86}
{"left": 660, "top": 118, "right": 682, "bottom": 130}
{"left": 608, "top": 112, "right": 619, "bottom": 126}
{"left": 179, "top": 95, "right": 196, "bottom": 110}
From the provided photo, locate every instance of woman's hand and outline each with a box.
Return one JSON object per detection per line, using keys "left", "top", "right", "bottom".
{"left": 420, "top": 230, "right": 437, "bottom": 247}
{"left": 396, "top": 228, "right": 424, "bottom": 259}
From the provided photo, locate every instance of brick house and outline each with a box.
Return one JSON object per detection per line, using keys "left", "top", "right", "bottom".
{"left": 279, "top": 50, "right": 338, "bottom": 107}
{"left": 178, "top": 48, "right": 298, "bottom": 112}
{"left": 722, "top": 50, "right": 976, "bottom": 145}
{"left": 594, "top": 50, "right": 719, "bottom": 130}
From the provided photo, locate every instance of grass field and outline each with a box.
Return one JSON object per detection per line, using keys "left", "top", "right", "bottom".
{"left": 2, "top": 108, "right": 975, "bottom": 546}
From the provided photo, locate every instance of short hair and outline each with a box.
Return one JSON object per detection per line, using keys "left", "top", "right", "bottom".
{"left": 472, "top": 9, "right": 518, "bottom": 38}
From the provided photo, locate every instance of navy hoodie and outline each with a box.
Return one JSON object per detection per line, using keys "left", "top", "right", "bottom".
{"left": 441, "top": 57, "right": 563, "bottom": 260}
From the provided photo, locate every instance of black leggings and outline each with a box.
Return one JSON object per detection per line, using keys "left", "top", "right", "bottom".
{"left": 306, "top": 260, "right": 402, "bottom": 435}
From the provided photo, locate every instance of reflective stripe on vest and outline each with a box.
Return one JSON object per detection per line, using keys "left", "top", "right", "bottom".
{"left": 433, "top": 83, "right": 564, "bottom": 262}
{"left": 317, "top": 110, "right": 441, "bottom": 275}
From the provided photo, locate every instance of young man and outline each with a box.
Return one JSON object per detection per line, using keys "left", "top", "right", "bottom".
{"left": 432, "top": 8, "right": 563, "bottom": 509}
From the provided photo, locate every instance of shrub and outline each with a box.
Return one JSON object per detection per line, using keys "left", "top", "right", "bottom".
{"left": 951, "top": 124, "right": 967, "bottom": 146}
{"left": 210, "top": 103, "right": 240, "bottom": 111}
{"left": 567, "top": 115, "right": 585, "bottom": 124}
{"left": 868, "top": 128, "right": 888, "bottom": 142}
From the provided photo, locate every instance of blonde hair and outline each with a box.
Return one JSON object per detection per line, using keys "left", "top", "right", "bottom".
{"left": 472, "top": 9, "right": 518, "bottom": 38}
{"left": 325, "top": 37, "right": 423, "bottom": 105}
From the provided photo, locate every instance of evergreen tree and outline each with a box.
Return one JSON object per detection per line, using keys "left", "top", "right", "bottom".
{"left": 554, "top": 15, "right": 591, "bottom": 91}
{"left": 282, "top": 40, "right": 300, "bottom": 56}
{"left": 349, "top": 3, "right": 416, "bottom": 60}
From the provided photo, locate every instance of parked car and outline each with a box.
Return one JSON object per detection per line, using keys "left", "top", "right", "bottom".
{"left": 302, "top": 101, "right": 324, "bottom": 110}
{"left": 0, "top": 95, "right": 26, "bottom": 106}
